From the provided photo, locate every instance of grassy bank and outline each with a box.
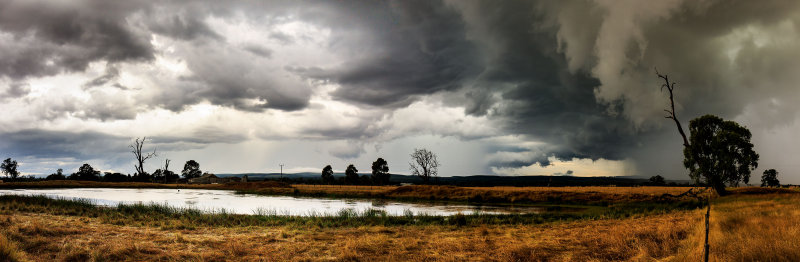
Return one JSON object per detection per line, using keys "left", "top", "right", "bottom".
{"left": 0, "top": 180, "right": 705, "bottom": 205}
{"left": 0, "top": 195, "right": 702, "bottom": 229}
{"left": 1, "top": 189, "right": 797, "bottom": 260}
{"left": 0, "top": 199, "right": 701, "bottom": 261}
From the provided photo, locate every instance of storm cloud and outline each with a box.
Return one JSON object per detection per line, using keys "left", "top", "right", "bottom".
{"left": 1, "top": 0, "right": 800, "bottom": 181}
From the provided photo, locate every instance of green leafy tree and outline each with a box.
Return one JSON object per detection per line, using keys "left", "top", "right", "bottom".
{"left": 649, "top": 175, "right": 666, "bottom": 186}
{"left": 683, "top": 115, "right": 759, "bottom": 195}
{"left": 72, "top": 163, "right": 101, "bottom": 181}
{"left": 321, "top": 165, "right": 335, "bottom": 184}
{"left": 1, "top": 158, "right": 19, "bottom": 181}
{"left": 371, "top": 158, "right": 390, "bottom": 185}
{"left": 345, "top": 164, "right": 359, "bottom": 184}
{"left": 182, "top": 160, "right": 202, "bottom": 179}
{"left": 103, "top": 172, "right": 129, "bottom": 182}
{"left": 761, "top": 169, "right": 780, "bottom": 187}
{"left": 658, "top": 72, "right": 758, "bottom": 196}
{"left": 46, "top": 168, "right": 65, "bottom": 180}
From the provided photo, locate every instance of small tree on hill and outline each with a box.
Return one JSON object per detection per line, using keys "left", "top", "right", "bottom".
{"left": 1, "top": 158, "right": 19, "bottom": 181}
{"left": 72, "top": 163, "right": 101, "bottom": 181}
{"left": 371, "top": 158, "right": 390, "bottom": 185}
{"left": 761, "top": 169, "right": 780, "bottom": 187}
{"left": 182, "top": 160, "right": 202, "bottom": 179}
{"left": 46, "top": 168, "right": 65, "bottom": 180}
{"left": 649, "top": 175, "right": 666, "bottom": 186}
{"left": 410, "top": 148, "right": 439, "bottom": 184}
{"left": 345, "top": 164, "right": 359, "bottom": 184}
{"left": 321, "top": 165, "right": 335, "bottom": 184}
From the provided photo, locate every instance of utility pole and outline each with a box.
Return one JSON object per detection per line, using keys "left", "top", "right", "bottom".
{"left": 279, "top": 164, "right": 284, "bottom": 180}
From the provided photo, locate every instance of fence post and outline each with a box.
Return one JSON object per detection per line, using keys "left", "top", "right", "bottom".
{"left": 704, "top": 197, "right": 710, "bottom": 262}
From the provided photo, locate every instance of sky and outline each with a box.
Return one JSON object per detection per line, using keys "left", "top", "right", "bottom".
{"left": 1, "top": 0, "right": 800, "bottom": 183}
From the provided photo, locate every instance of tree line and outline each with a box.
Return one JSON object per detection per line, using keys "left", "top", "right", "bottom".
{"left": 317, "top": 148, "right": 441, "bottom": 185}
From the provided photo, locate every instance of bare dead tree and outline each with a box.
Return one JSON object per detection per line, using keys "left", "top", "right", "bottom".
{"left": 163, "top": 158, "right": 170, "bottom": 183}
{"left": 409, "top": 148, "right": 440, "bottom": 184}
{"left": 130, "top": 137, "right": 157, "bottom": 176}
{"left": 656, "top": 69, "right": 690, "bottom": 148}
{"left": 656, "top": 69, "right": 710, "bottom": 262}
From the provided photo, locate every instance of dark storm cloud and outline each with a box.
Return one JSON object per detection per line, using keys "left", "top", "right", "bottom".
{"left": 4, "top": 0, "right": 800, "bottom": 178}
{"left": 537, "top": 0, "right": 800, "bottom": 177}
{"left": 145, "top": 11, "right": 222, "bottom": 41}
{"left": 0, "top": 0, "right": 153, "bottom": 79}
{"left": 291, "top": 0, "right": 483, "bottom": 108}
{"left": 151, "top": 126, "right": 248, "bottom": 147}
{"left": 0, "top": 127, "right": 250, "bottom": 175}
{"left": 0, "top": 129, "right": 129, "bottom": 160}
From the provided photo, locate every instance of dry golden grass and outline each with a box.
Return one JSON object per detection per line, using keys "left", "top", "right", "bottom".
{"left": 289, "top": 185, "right": 706, "bottom": 205}
{"left": 0, "top": 210, "right": 697, "bottom": 261}
{"left": 3, "top": 187, "right": 797, "bottom": 261}
{"left": 670, "top": 192, "right": 800, "bottom": 261}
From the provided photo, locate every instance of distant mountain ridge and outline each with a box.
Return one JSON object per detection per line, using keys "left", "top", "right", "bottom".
{"left": 215, "top": 173, "right": 693, "bottom": 187}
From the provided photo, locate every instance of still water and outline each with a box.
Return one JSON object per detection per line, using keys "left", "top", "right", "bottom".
{"left": 0, "top": 188, "right": 546, "bottom": 216}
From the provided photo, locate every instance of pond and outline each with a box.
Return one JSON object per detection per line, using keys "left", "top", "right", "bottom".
{"left": 0, "top": 188, "right": 555, "bottom": 216}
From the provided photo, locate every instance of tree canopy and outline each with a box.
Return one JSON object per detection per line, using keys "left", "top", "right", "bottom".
{"left": 182, "top": 160, "right": 202, "bottom": 179}
{"left": 1, "top": 158, "right": 19, "bottom": 181}
{"left": 683, "top": 115, "right": 759, "bottom": 195}
{"left": 761, "top": 169, "right": 780, "bottom": 187}
{"left": 321, "top": 165, "right": 334, "bottom": 184}
{"left": 649, "top": 175, "right": 666, "bottom": 186}
{"left": 345, "top": 164, "right": 359, "bottom": 184}
{"left": 71, "top": 163, "right": 101, "bottom": 181}
{"left": 371, "top": 158, "right": 390, "bottom": 185}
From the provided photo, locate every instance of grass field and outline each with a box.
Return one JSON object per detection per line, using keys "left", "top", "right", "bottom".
{"left": 0, "top": 185, "right": 797, "bottom": 261}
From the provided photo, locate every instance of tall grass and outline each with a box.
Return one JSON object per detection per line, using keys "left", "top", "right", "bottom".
{"left": 0, "top": 234, "right": 23, "bottom": 262}
{"left": 670, "top": 192, "right": 800, "bottom": 261}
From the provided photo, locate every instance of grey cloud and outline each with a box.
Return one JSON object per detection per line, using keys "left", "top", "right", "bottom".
{"left": 269, "top": 32, "right": 294, "bottom": 45}
{"left": 152, "top": 126, "right": 248, "bottom": 147}
{"left": 145, "top": 10, "right": 222, "bottom": 41}
{"left": 0, "top": 0, "right": 154, "bottom": 79}
{"left": 2, "top": 82, "right": 30, "bottom": 100}
{"left": 243, "top": 44, "right": 273, "bottom": 58}
{"left": 6, "top": 0, "right": 800, "bottom": 180}
{"left": 82, "top": 65, "right": 120, "bottom": 89}
{"left": 328, "top": 142, "right": 366, "bottom": 159}
{"left": 292, "top": 0, "right": 483, "bottom": 108}
{"left": 0, "top": 129, "right": 129, "bottom": 161}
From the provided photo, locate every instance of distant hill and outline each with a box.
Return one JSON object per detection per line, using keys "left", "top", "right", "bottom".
{"left": 215, "top": 173, "right": 693, "bottom": 187}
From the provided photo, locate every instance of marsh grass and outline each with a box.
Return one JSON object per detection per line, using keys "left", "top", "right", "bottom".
{"left": 0, "top": 195, "right": 703, "bottom": 229}
{"left": 5, "top": 189, "right": 796, "bottom": 261}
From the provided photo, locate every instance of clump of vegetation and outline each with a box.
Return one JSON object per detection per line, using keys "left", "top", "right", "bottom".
{"left": 1, "top": 158, "right": 19, "bottom": 181}
{"left": 760, "top": 169, "right": 780, "bottom": 187}
{"left": 0, "top": 233, "right": 24, "bottom": 262}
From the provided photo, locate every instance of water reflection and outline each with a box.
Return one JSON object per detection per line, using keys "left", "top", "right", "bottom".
{"left": 0, "top": 188, "right": 550, "bottom": 217}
